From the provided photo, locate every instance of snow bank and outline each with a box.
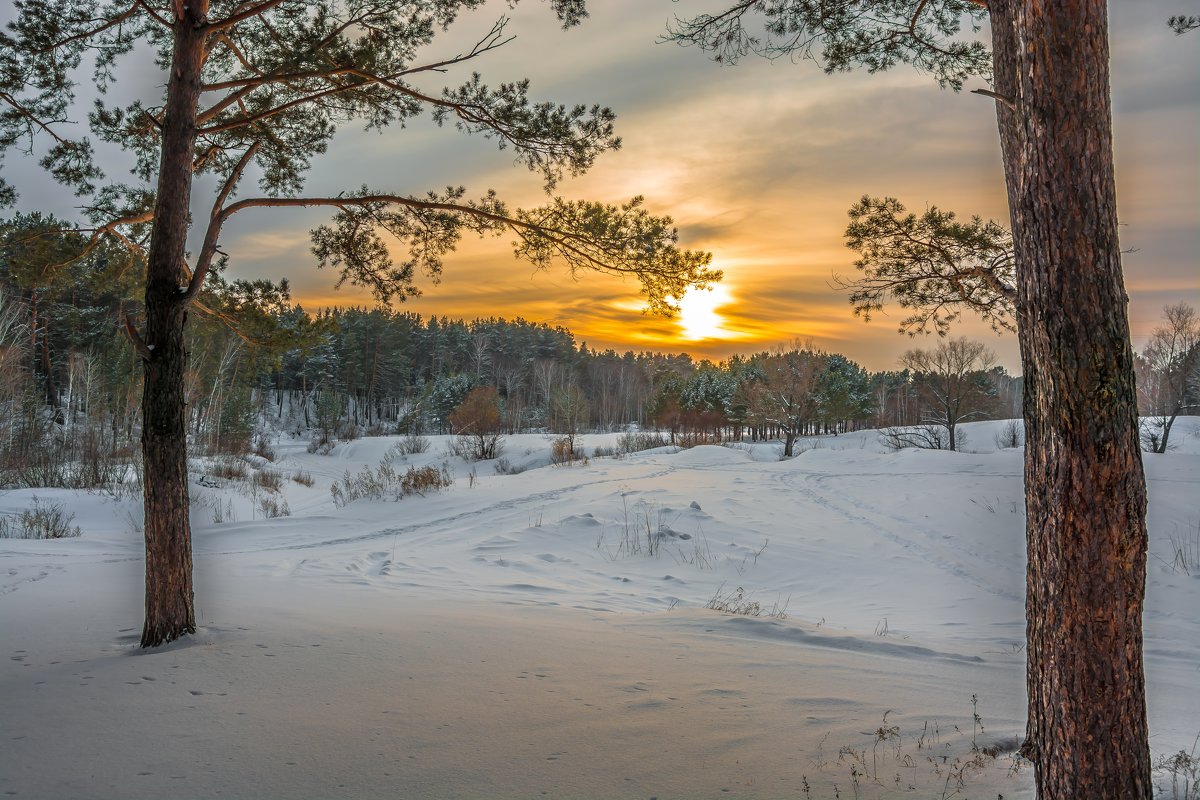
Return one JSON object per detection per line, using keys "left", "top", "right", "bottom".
{"left": 3, "top": 419, "right": 1198, "bottom": 798}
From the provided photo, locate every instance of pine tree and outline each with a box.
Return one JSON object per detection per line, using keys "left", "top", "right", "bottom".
{"left": 1, "top": 0, "right": 717, "bottom": 646}
{"left": 668, "top": 2, "right": 1152, "bottom": 794}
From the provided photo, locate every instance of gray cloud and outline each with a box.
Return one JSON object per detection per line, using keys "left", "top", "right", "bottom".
{"left": 3, "top": 0, "right": 1195, "bottom": 373}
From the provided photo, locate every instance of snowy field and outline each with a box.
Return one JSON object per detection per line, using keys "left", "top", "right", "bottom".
{"left": 2, "top": 420, "right": 1199, "bottom": 799}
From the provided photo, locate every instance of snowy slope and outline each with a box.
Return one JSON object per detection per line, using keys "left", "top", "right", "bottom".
{"left": 2, "top": 420, "right": 1198, "bottom": 798}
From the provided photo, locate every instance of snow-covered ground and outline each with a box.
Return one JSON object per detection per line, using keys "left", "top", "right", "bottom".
{"left": 3, "top": 420, "right": 1198, "bottom": 799}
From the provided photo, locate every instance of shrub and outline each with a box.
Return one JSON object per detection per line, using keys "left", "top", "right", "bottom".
{"left": 394, "top": 432, "right": 431, "bottom": 455}
{"left": 1154, "top": 734, "right": 1200, "bottom": 800}
{"left": 209, "top": 456, "right": 248, "bottom": 481}
{"left": 448, "top": 387, "right": 505, "bottom": 460}
{"left": 494, "top": 457, "right": 526, "bottom": 475}
{"left": 994, "top": 419, "right": 1024, "bottom": 449}
{"left": 335, "top": 420, "right": 361, "bottom": 441}
{"left": 330, "top": 452, "right": 454, "bottom": 507}
{"left": 443, "top": 436, "right": 473, "bottom": 459}
{"left": 307, "top": 432, "right": 335, "bottom": 455}
{"left": 253, "top": 467, "right": 283, "bottom": 492}
{"left": 704, "top": 584, "right": 788, "bottom": 619}
{"left": 252, "top": 434, "right": 276, "bottom": 461}
{"left": 0, "top": 496, "right": 82, "bottom": 539}
{"left": 400, "top": 464, "right": 453, "bottom": 496}
{"left": 616, "top": 431, "right": 670, "bottom": 455}
{"left": 1, "top": 420, "right": 135, "bottom": 491}
{"left": 205, "top": 496, "right": 235, "bottom": 524}
{"left": 1167, "top": 524, "right": 1200, "bottom": 576}
{"left": 291, "top": 469, "right": 315, "bottom": 487}
{"left": 257, "top": 496, "right": 290, "bottom": 518}
{"left": 551, "top": 435, "right": 587, "bottom": 466}
{"left": 330, "top": 464, "right": 393, "bottom": 507}
{"left": 595, "top": 498, "right": 674, "bottom": 559}
{"left": 705, "top": 584, "right": 761, "bottom": 616}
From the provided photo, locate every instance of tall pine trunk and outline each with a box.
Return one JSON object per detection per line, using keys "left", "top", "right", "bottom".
{"left": 139, "top": 5, "right": 207, "bottom": 648}
{"left": 989, "top": 1, "right": 1151, "bottom": 795}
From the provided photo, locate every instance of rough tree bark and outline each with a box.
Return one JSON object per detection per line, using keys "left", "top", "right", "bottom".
{"left": 139, "top": 0, "right": 209, "bottom": 648}
{"left": 988, "top": 1, "right": 1151, "bottom": 796}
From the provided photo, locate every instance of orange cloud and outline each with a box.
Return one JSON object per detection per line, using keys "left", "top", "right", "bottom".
{"left": 216, "top": 0, "right": 1196, "bottom": 373}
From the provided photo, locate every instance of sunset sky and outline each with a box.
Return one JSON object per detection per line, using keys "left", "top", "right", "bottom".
{"left": 11, "top": 0, "right": 1200, "bottom": 372}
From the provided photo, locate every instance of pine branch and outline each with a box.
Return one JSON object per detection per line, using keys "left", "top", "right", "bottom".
{"left": 186, "top": 142, "right": 262, "bottom": 302}
{"left": 214, "top": 191, "right": 715, "bottom": 311}
{"left": 207, "top": 0, "right": 290, "bottom": 31}
{"left": 34, "top": 1, "right": 142, "bottom": 54}
{"left": 0, "top": 91, "right": 70, "bottom": 146}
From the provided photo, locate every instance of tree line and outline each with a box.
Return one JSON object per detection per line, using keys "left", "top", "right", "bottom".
{"left": 8, "top": 206, "right": 1192, "bottom": 476}
{"left": 3, "top": 0, "right": 1188, "bottom": 790}
{"left": 1, "top": 214, "right": 1035, "bottom": 470}
{"left": 3, "top": 205, "right": 1189, "bottom": 476}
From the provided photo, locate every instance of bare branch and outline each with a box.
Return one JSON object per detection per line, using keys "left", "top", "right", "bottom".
{"left": 123, "top": 313, "right": 153, "bottom": 360}
{"left": 971, "top": 87, "right": 1016, "bottom": 110}
{"left": 136, "top": 0, "right": 174, "bottom": 28}
{"left": 395, "top": 17, "right": 516, "bottom": 77}
{"left": 200, "top": 19, "right": 515, "bottom": 95}
{"left": 206, "top": 0, "right": 289, "bottom": 31}
{"left": 185, "top": 142, "right": 262, "bottom": 301}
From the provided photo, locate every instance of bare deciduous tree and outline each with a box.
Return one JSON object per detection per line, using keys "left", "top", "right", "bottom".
{"left": 745, "top": 347, "right": 825, "bottom": 457}
{"left": 900, "top": 338, "right": 997, "bottom": 451}
{"left": 448, "top": 385, "right": 504, "bottom": 461}
{"left": 1137, "top": 303, "right": 1200, "bottom": 453}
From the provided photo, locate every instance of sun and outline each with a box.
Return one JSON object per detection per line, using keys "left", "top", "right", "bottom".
{"left": 678, "top": 284, "right": 735, "bottom": 341}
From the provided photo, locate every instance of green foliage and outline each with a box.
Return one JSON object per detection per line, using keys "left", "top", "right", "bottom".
{"left": 0, "top": 214, "right": 142, "bottom": 320}
{"left": 843, "top": 196, "right": 1015, "bottom": 337}
{"left": 427, "top": 373, "right": 478, "bottom": 431}
{"left": 198, "top": 261, "right": 324, "bottom": 358}
{"left": 1168, "top": 15, "right": 1200, "bottom": 35}
{"left": 0, "top": 216, "right": 1007, "bottom": 458}
{"left": 815, "top": 354, "right": 874, "bottom": 425}
{"left": 2, "top": 0, "right": 715, "bottom": 314}
{"left": 744, "top": 349, "right": 823, "bottom": 433}
{"left": 312, "top": 191, "right": 718, "bottom": 312}
{"left": 214, "top": 384, "right": 256, "bottom": 453}
{"left": 511, "top": 196, "right": 719, "bottom": 315}
{"left": 666, "top": 0, "right": 991, "bottom": 90}
{"left": 648, "top": 371, "right": 685, "bottom": 435}
{"left": 313, "top": 388, "right": 345, "bottom": 440}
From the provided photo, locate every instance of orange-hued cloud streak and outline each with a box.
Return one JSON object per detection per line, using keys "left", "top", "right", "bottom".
{"left": 217, "top": 0, "right": 1199, "bottom": 373}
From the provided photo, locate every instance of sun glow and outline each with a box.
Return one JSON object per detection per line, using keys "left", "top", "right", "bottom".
{"left": 677, "top": 284, "right": 738, "bottom": 341}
